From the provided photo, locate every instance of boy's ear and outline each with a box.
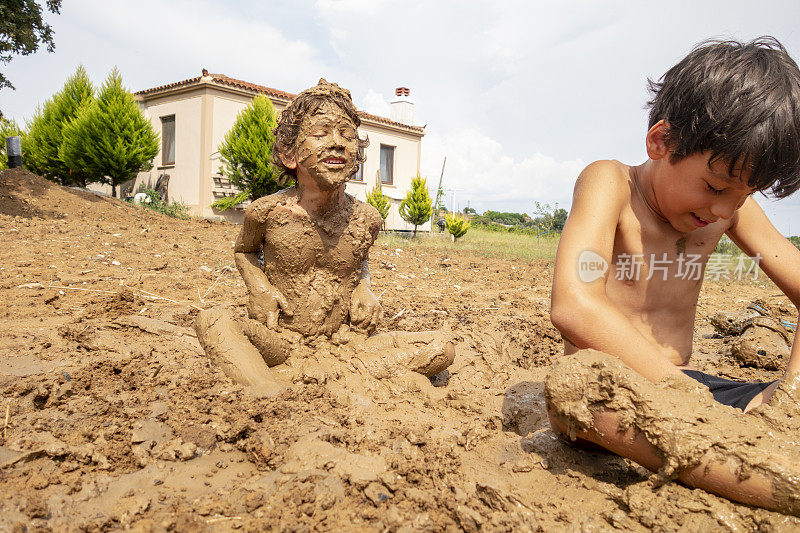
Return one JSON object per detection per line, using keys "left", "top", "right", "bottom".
{"left": 278, "top": 149, "right": 298, "bottom": 170}
{"left": 645, "top": 120, "right": 670, "bottom": 161}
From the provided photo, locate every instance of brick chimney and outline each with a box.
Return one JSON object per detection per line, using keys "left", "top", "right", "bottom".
{"left": 389, "top": 87, "right": 414, "bottom": 125}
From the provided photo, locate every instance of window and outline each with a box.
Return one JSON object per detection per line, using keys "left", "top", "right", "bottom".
{"left": 351, "top": 163, "right": 363, "bottom": 181}
{"left": 161, "top": 115, "right": 175, "bottom": 166}
{"left": 380, "top": 144, "right": 394, "bottom": 185}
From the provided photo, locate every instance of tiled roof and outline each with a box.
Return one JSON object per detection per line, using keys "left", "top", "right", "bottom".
{"left": 135, "top": 72, "right": 424, "bottom": 134}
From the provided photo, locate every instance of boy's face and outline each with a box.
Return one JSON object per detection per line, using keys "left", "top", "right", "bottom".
{"left": 654, "top": 151, "right": 756, "bottom": 233}
{"left": 291, "top": 102, "right": 359, "bottom": 191}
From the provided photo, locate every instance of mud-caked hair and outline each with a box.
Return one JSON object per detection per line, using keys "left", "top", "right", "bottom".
{"left": 647, "top": 36, "right": 800, "bottom": 198}
{"left": 272, "top": 79, "right": 369, "bottom": 182}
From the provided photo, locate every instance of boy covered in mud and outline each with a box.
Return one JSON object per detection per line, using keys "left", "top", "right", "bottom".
{"left": 195, "top": 80, "right": 454, "bottom": 396}
{"left": 547, "top": 38, "right": 800, "bottom": 514}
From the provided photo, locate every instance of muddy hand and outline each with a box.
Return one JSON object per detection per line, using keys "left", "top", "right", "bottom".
{"left": 247, "top": 286, "right": 292, "bottom": 329}
{"left": 350, "top": 281, "right": 383, "bottom": 334}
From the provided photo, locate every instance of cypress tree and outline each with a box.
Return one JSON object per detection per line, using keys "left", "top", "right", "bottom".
{"left": 365, "top": 184, "right": 390, "bottom": 229}
{"left": 24, "top": 65, "right": 94, "bottom": 184}
{"left": 445, "top": 212, "right": 471, "bottom": 240}
{"left": 212, "top": 95, "right": 282, "bottom": 210}
{"left": 399, "top": 173, "right": 433, "bottom": 239}
{"left": 63, "top": 67, "right": 158, "bottom": 197}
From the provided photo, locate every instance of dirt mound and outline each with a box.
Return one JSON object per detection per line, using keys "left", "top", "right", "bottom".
{"left": 0, "top": 171, "right": 798, "bottom": 530}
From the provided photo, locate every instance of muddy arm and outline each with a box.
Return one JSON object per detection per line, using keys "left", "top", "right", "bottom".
{"left": 351, "top": 254, "right": 382, "bottom": 334}
{"left": 234, "top": 203, "right": 290, "bottom": 328}
{"left": 234, "top": 251, "right": 273, "bottom": 294}
{"left": 234, "top": 211, "right": 272, "bottom": 292}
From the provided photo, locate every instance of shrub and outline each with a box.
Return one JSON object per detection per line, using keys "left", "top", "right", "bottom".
{"left": 212, "top": 95, "right": 282, "bottom": 210}
{"left": 131, "top": 188, "right": 189, "bottom": 219}
{"left": 25, "top": 65, "right": 94, "bottom": 185}
{"left": 445, "top": 212, "right": 471, "bottom": 240}
{"left": 61, "top": 68, "right": 158, "bottom": 197}
{"left": 399, "top": 173, "right": 433, "bottom": 238}
{"left": 366, "top": 185, "right": 390, "bottom": 227}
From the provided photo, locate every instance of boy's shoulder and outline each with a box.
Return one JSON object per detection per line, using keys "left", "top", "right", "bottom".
{"left": 243, "top": 187, "right": 298, "bottom": 223}
{"left": 572, "top": 160, "right": 633, "bottom": 210}
{"left": 577, "top": 160, "right": 631, "bottom": 189}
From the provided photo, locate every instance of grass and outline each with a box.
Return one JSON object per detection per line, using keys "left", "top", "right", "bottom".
{"left": 130, "top": 188, "right": 190, "bottom": 219}
{"left": 377, "top": 226, "right": 560, "bottom": 262}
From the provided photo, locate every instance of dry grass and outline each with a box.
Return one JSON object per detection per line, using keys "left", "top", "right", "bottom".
{"left": 377, "top": 227, "right": 560, "bottom": 262}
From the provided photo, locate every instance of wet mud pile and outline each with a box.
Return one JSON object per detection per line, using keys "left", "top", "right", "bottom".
{"left": 1, "top": 169, "right": 798, "bottom": 531}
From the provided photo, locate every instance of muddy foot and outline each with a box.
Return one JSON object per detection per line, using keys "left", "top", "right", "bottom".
{"left": 353, "top": 331, "right": 455, "bottom": 379}
{"left": 194, "top": 308, "right": 283, "bottom": 397}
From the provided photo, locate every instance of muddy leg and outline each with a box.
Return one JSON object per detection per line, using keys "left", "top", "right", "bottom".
{"left": 547, "top": 407, "right": 779, "bottom": 511}
{"left": 241, "top": 318, "right": 290, "bottom": 367}
{"left": 353, "top": 331, "right": 455, "bottom": 379}
{"left": 194, "top": 308, "right": 282, "bottom": 397}
{"left": 545, "top": 350, "right": 800, "bottom": 516}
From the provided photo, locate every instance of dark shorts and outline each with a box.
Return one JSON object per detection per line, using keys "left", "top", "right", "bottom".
{"left": 682, "top": 370, "right": 776, "bottom": 411}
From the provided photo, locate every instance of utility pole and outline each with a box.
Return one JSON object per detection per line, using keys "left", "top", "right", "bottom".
{"left": 431, "top": 157, "right": 446, "bottom": 230}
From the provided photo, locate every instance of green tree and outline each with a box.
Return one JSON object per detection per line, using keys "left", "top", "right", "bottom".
{"left": 60, "top": 68, "right": 158, "bottom": 197}
{"left": 552, "top": 207, "right": 568, "bottom": 232}
{"left": 365, "top": 184, "right": 390, "bottom": 228}
{"left": 0, "top": 117, "right": 23, "bottom": 170}
{"left": 399, "top": 173, "right": 433, "bottom": 239}
{"left": 463, "top": 206, "right": 476, "bottom": 215}
{"left": 211, "top": 95, "right": 282, "bottom": 210}
{"left": 533, "top": 201, "right": 561, "bottom": 234}
{"left": 0, "top": 0, "right": 62, "bottom": 95}
{"left": 25, "top": 65, "right": 94, "bottom": 184}
{"left": 445, "top": 212, "right": 471, "bottom": 240}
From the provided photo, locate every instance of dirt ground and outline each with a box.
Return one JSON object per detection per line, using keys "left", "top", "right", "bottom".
{"left": 1, "top": 168, "right": 798, "bottom": 532}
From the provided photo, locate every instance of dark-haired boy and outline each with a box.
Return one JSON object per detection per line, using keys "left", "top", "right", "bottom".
{"left": 547, "top": 38, "right": 800, "bottom": 511}
{"left": 195, "top": 79, "right": 454, "bottom": 396}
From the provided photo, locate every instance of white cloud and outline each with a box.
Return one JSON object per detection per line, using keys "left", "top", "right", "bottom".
{"left": 421, "top": 128, "right": 585, "bottom": 214}
{"left": 360, "top": 90, "right": 390, "bottom": 117}
{"left": 70, "top": 0, "right": 324, "bottom": 90}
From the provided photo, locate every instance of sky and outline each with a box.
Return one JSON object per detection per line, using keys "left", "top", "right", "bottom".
{"left": 2, "top": 0, "right": 799, "bottom": 235}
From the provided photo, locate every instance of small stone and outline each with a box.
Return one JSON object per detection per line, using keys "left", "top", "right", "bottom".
{"left": 111, "top": 260, "right": 121, "bottom": 266}
{"left": 364, "top": 482, "right": 391, "bottom": 504}
{"left": 245, "top": 491, "right": 264, "bottom": 512}
{"left": 24, "top": 494, "right": 49, "bottom": 519}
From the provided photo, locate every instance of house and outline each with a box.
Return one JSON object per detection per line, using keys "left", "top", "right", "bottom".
{"left": 131, "top": 70, "right": 430, "bottom": 231}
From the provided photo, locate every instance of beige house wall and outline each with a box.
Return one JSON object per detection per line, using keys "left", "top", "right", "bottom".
{"left": 133, "top": 77, "right": 426, "bottom": 230}
{"left": 344, "top": 123, "right": 429, "bottom": 232}
{"left": 136, "top": 93, "right": 204, "bottom": 205}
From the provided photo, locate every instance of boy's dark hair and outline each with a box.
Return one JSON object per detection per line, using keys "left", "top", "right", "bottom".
{"left": 273, "top": 79, "right": 369, "bottom": 182}
{"left": 647, "top": 36, "right": 800, "bottom": 198}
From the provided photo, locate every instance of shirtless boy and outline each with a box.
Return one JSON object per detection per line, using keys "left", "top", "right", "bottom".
{"left": 195, "top": 80, "right": 453, "bottom": 396}
{"left": 546, "top": 38, "right": 800, "bottom": 513}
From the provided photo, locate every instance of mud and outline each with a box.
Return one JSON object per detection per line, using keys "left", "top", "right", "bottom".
{"left": 732, "top": 319, "right": 791, "bottom": 369}
{"left": 545, "top": 349, "right": 800, "bottom": 516}
{"left": 712, "top": 302, "right": 793, "bottom": 370}
{"left": 2, "top": 167, "right": 800, "bottom": 530}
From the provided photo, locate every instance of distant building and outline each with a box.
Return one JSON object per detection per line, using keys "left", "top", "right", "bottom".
{"left": 128, "top": 71, "right": 429, "bottom": 231}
